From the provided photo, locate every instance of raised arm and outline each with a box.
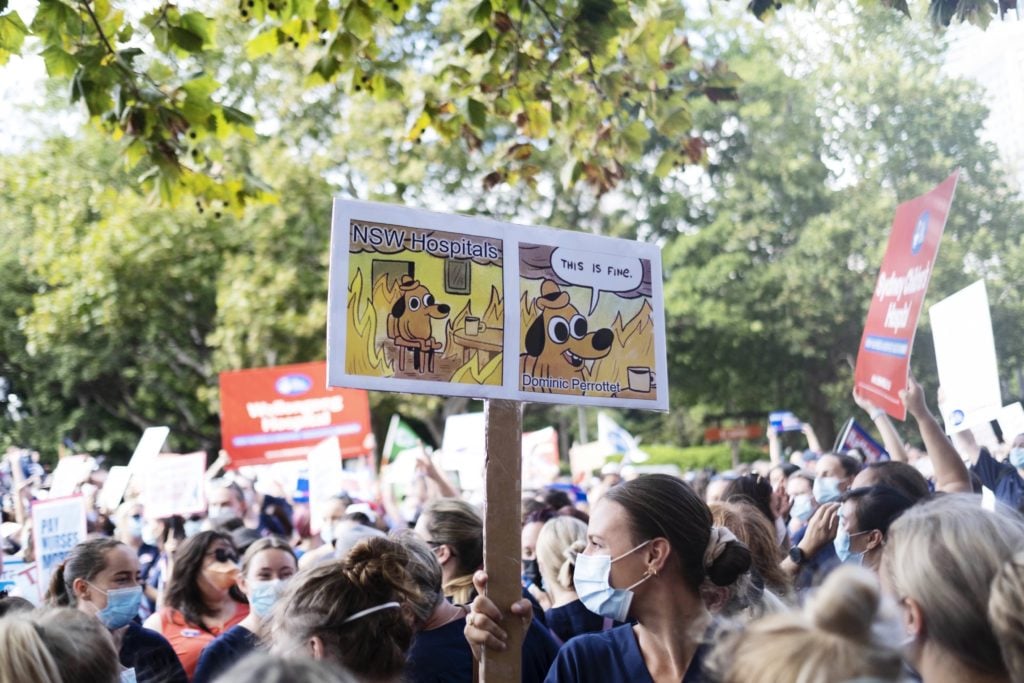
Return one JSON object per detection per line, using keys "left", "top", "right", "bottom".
{"left": 801, "top": 423, "right": 823, "bottom": 456}
{"left": 768, "top": 426, "right": 782, "bottom": 466}
{"left": 852, "top": 388, "right": 908, "bottom": 462}
{"left": 899, "top": 375, "right": 971, "bottom": 493}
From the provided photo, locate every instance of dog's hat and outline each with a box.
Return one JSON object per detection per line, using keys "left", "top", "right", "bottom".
{"left": 399, "top": 274, "right": 421, "bottom": 291}
{"left": 535, "top": 279, "right": 570, "bottom": 310}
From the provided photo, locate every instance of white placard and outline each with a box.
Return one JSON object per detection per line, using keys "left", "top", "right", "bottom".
{"left": 929, "top": 280, "right": 1001, "bottom": 433}
{"left": 98, "top": 465, "right": 133, "bottom": 512}
{"left": 998, "top": 403, "right": 1024, "bottom": 443}
{"left": 32, "top": 495, "right": 87, "bottom": 595}
{"left": 0, "top": 559, "right": 43, "bottom": 604}
{"left": 49, "top": 455, "right": 95, "bottom": 498}
{"left": 327, "top": 199, "right": 668, "bottom": 411}
{"left": 142, "top": 453, "right": 207, "bottom": 519}
{"left": 128, "top": 426, "right": 170, "bottom": 471}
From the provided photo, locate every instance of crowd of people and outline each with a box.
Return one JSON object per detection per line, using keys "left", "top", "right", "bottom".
{"left": 1, "top": 372, "right": 1024, "bottom": 682}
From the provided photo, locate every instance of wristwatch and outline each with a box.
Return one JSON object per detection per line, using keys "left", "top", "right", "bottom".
{"left": 788, "top": 546, "right": 808, "bottom": 565}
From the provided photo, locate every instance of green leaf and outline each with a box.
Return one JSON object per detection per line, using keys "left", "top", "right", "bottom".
{"left": 41, "top": 44, "right": 77, "bottom": 77}
{"left": 523, "top": 101, "right": 550, "bottom": 138}
{"left": 622, "top": 119, "right": 649, "bottom": 153}
{"left": 471, "top": 0, "right": 492, "bottom": 23}
{"left": 246, "top": 28, "right": 281, "bottom": 59}
{"left": 467, "top": 98, "right": 486, "bottom": 129}
{"left": 465, "top": 30, "right": 492, "bottom": 55}
{"left": 659, "top": 107, "right": 691, "bottom": 137}
{"left": 30, "top": 0, "right": 84, "bottom": 42}
{"left": 182, "top": 73, "right": 220, "bottom": 100}
{"left": 180, "top": 12, "right": 214, "bottom": 47}
{"left": 170, "top": 26, "right": 204, "bottom": 53}
{"left": 344, "top": 1, "right": 374, "bottom": 41}
{"left": 0, "top": 11, "right": 28, "bottom": 64}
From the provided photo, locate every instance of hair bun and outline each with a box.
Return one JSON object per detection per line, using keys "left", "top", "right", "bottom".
{"left": 807, "top": 565, "right": 882, "bottom": 643}
{"left": 706, "top": 539, "right": 752, "bottom": 587}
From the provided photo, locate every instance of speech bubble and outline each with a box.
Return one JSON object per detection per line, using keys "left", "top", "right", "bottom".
{"left": 550, "top": 248, "right": 643, "bottom": 315}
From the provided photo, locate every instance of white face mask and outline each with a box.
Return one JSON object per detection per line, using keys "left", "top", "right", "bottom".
{"left": 573, "top": 540, "right": 652, "bottom": 622}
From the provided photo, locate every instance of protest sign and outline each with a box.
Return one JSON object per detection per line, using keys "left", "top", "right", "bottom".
{"left": 854, "top": 172, "right": 959, "bottom": 420}
{"left": 219, "top": 361, "right": 374, "bottom": 468}
{"left": 49, "top": 455, "right": 95, "bottom": 498}
{"left": 769, "top": 411, "right": 803, "bottom": 432}
{"left": 380, "top": 414, "right": 425, "bottom": 468}
{"left": 521, "top": 427, "right": 560, "bottom": 490}
{"left": 998, "top": 403, "right": 1024, "bottom": 442}
{"left": 833, "top": 418, "right": 888, "bottom": 462}
{"left": 307, "top": 437, "right": 377, "bottom": 533}
{"left": 0, "top": 559, "right": 42, "bottom": 604}
{"left": 929, "top": 280, "right": 1002, "bottom": 433}
{"left": 598, "top": 413, "right": 649, "bottom": 462}
{"left": 98, "top": 465, "right": 133, "bottom": 512}
{"left": 128, "top": 426, "right": 170, "bottom": 471}
{"left": 327, "top": 200, "right": 668, "bottom": 410}
{"left": 141, "top": 453, "right": 207, "bottom": 520}
{"left": 32, "top": 495, "right": 87, "bottom": 596}
{"left": 569, "top": 441, "right": 614, "bottom": 482}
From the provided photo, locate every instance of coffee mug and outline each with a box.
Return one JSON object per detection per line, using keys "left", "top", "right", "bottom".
{"left": 465, "top": 317, "right": 487, "bottom": 336}
{"left": 627, "top": 366, "right": 655, "bottom": 393}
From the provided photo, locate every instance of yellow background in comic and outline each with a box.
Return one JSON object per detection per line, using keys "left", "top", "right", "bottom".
{"left": 346, "top": 250, "right": 504, "bottom": 385}
{"left": 519, "top": 279, "right": 656, "bottom": 399}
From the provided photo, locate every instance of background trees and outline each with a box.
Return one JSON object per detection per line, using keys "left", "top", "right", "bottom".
{"left": 1, "top": 1, "right": 1021, "bottom": 460}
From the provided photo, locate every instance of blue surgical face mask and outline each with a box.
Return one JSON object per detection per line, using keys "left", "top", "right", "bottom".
{"left": 813, "top": 476, "right": 842, "bottom": 504}
{"left": 89, "top": 583, "right": 144, "bottom": 629}
{"left": 573, "top": 541, "right": 651, "bottom": 622}
{"left": 1009, "top": 447, "right": 1024, "bottom": 470}
{"left": 127, "top": 516, "right": 144, "bottom": 540}
{"left": 833, "top": 526, "right": 870, "bottom": 564}
{"left": 249, "top": 579, "right": 285, "bottom": 619}
{"left": 790, "top": 494, "right": 814, "bottom": 522}
{"left": 184, "top": 519, "right": 203, "bottom": 537}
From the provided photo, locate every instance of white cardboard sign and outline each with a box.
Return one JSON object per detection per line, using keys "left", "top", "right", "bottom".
{"left": 32, "top": 495, "right": 87, "bottom": 596}
{"left": 327, "top": 200, "right": 668, "bottom": 411}
{"left": 929, "top": 280, "right": 1002, "bottom": 433}
{"left": 141, "top": 452, "right": 207, "bottom": 519}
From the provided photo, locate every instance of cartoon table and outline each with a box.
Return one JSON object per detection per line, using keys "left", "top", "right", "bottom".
{"left": 452, "top": 327, "right": 504, "bottom": 365}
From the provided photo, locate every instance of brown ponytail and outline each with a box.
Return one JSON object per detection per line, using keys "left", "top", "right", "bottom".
{"left": 43, "top": 537, "right": 123, "bottom": 607}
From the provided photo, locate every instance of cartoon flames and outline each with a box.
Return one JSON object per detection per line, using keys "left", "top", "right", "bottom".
{"left": 347, "top": 268, "right": 394, "bottom": 376}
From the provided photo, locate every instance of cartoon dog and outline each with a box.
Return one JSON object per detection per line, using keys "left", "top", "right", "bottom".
{"left": 520, "top": 279, "right": 614, "bottom": 390}
{"left": 387, "top": 274, "right": 450, "bottom": 373}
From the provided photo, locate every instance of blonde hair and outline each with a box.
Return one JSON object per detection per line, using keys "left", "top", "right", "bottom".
{"left": 990, "top": 552, "right": 1024, "bottom": 683}
{"left": 0, "top": 615, "right": 62, "bottom": 683}
{"left": 0, "top": 608, "right": 120, "bottom": 683}
{"left": 712, "top": 565, "right": 902, "bottom": 683}
{"left": 535, "top": 516, "right": 588, "bottom": 592}
{"left": 883, "top": 494, "right": 1024, "bottom": 678}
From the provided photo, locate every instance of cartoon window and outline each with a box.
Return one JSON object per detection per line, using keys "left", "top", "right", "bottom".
{"left": 445, "top": 259, "right": 471, "bottom": 295}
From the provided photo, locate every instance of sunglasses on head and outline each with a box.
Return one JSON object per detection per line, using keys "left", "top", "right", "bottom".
{"left": 208, "top": 548, "right": 238, "bottom": 564}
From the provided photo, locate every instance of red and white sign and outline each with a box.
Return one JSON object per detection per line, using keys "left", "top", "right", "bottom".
{"left": 854, "top": 172, "right": 959, "bottom": 420}
{"left": 704, "top": 424, "right": 764, "bottom": 443}
{"left": 142, "top": 452, "right": 208, "bottom": 519}
{"left": 219, "top": 361, "right": 374, "bottom": 468}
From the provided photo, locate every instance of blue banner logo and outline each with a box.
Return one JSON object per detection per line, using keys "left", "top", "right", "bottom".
{"left": 911, "top": 211, "right": 929, "bottom": 254}
{"left": 275, "top": 373, "right": 313, "bottom": 396}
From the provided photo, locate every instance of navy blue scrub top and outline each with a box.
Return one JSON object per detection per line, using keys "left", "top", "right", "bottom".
{"left": 544, "top": 623, "right": 708, "bottom": 683}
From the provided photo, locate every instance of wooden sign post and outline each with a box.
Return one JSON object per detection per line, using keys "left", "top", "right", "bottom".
{"left": 481, "top": 399, "right": 524, "bottom": 682}
{"left": 326, "top": 200, "right": 669, "bottom": 683}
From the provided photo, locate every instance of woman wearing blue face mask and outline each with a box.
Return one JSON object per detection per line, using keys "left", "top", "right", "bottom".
{"left": 466, "top": 474, "right": 753, "bottom": 682}
{"left": 47, "top": 537, "right": 188, "bottom": 683}
{"left": 192, "top": 537, "right": 297, "bottom": 683}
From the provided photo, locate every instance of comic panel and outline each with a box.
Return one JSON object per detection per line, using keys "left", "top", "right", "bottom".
{"left": 518, "top": 242, "right": 659, "bottom": 402}
{"left": 344, "top": 219, "right": 504, "bottom": 386}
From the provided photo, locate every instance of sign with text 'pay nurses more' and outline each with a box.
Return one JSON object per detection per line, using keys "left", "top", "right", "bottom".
{"left": 327, "top": 200, "right": 668, "bottom": 410}
{"left": 32, "top": 495, "right": 87, "bottom": 598}
{"left": 219, "top": 361, "right": 374, "bottom": 467}
{"left": 854, "top": 172, "right": 959, "bottom": 420}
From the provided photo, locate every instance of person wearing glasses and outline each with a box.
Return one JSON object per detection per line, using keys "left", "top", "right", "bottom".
{"left": 143, "top": 530, "right": 248, "bottom": 679}
{"left": 46, "top": 536, "right": 187, "bottom": 683}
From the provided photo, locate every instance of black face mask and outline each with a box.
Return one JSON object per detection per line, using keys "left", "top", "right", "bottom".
{"left": 522, "top": 559, "right": 543, "bottom": 590}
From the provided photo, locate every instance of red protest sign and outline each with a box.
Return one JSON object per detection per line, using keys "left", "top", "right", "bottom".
{"left": 219, "top": 361, "right": 374, "bottom": 468}
{"left": 854, "top": 172, "right": 959, "bottom": 420}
